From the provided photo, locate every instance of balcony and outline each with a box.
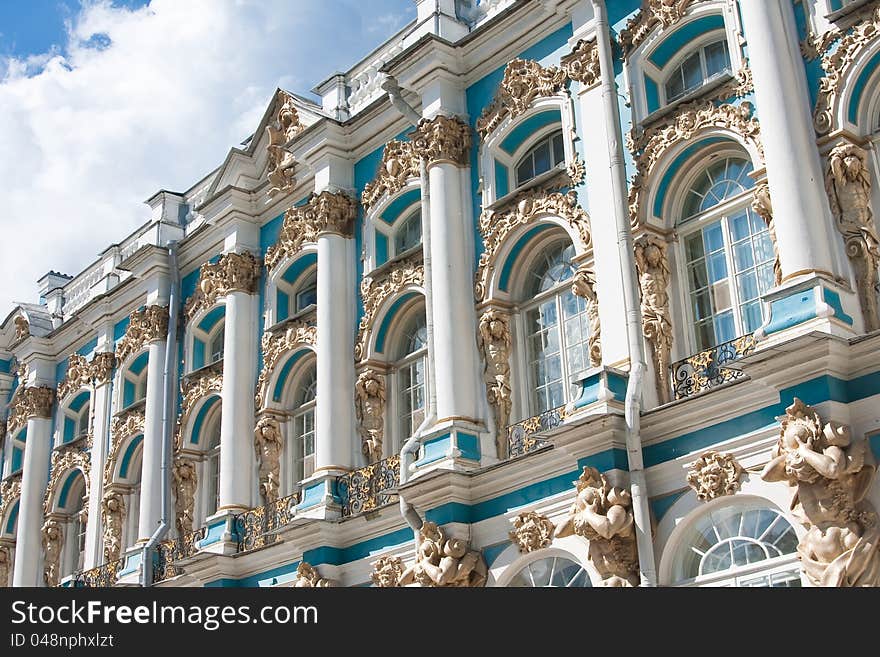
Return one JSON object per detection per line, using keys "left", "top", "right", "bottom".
{"left": 73, "top": 559, "right": 123, "bottom": 588}
{"left": 234, "top": 492, "right": 300, "bottom": 554}
{"left": 337, "top": 455, "right": 400, "bottom": 518}
{"left": 670, "top": 333, "right": 757, "bottom": 401}
{"left": 153, "top": 527, "right": 207, "bottom": 583}
{"left": 506, "top": 406, "right": 566, "bottom": 459}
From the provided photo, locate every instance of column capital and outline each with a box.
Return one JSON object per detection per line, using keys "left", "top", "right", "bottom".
{"left": 311, "top": 190, "right": 358, "bottom": 238}
{"left": 7, "top": 386, "right": 55, "bottom": 434}
{"left": 412, "top": 114, "right": 472, "bottom": 168}
{"left": 115, "top": 305, "right": 169, "bottom": 364}
{"left": 184, "top": 251, "right": 262, "bottom": 321}
{"left": 89, "top": 352, "right": 117, "bottom": 386}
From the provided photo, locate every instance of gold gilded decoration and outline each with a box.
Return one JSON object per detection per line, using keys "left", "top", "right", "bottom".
{"left": 184, "top": 251, "right": 261, "bottom": 321}
{"left": 814, "top": 7, "right": 880, "bottom": 134}
{"left": 115, "top": 305, "right": 169, "bottom": 365}
{"left": 57, "top": 354, "right": 91, "bottom": 402}
{"left": 362, "top": 140, "right": 421, "bottom": 210}
{"left": 567, "top": 154, "right": 586, "bottom": 186}
{"left": 255, "top": 320, "right": 316, "bottom": 409}
{"left": 254, "top": 416, "right": 283, "bottom": 506}
{"left": 371, "top": 555, "right": 404, "bottom": 587}
{"left": 476, "top": 59, "right": 568, "bottom": 139}
{"left": 571, "top": 265, "right": 602, "bottom": 368}
{"left": 510, "top": 511, "right": 556, "bottom": 554}
{"left": 619, "top": 0, "right": 703, "bottom": 56}
{"left": 0, "top": 545, "right": 10, "bottom": 587}
{"left": 555, "top": 466, "right": 639, "bottom": 586}
{"left": 477, "top": 310, "right": 512, "bottom": 459}
{"left": 355, "top": 370, "right": 386, "bottom": 463}
{"left": 561, "top": 38, "right": 601, "bottom": 88}
{"left": 104, "top": 408, "right": 146, "bottom": 485}
{"left": 266, "top": 91, "right": 303, "bottom": 198}
{"left": 41, "top": 518, "right": 63, "bottom": 587}
{"left": 172, "top": 458, "right": 197, "bottom": 536}
{"left": 7, "top": 386, "right": 55, "bottom": 435}
{"left": 761, "top": 398, "right": 880, "bottom": 587}
{"left": 686, "top": 451, "right": 743, "bottom": 501}
{"left": 825, "top": 141, "right": 880, "bottom": 331}
{"left": 475, "top": 189, "right": 591, "bottom": 302}
{"left": 176, "top": 363, "right": 223, "bottom": 449}
{"left": 89, "top": 352, "right": 117, "bottom": 386}
{"left": 355, "top": 250, "right": 424, "bottom": 361}
{"left": 264, "top": 191, "right": 357, "bottom": 272}
{"left": 411, "top": 114, "right": 472, "bottom": 167}
{"left": 291, "top": 562, "right": 334, "bottom": 587}
{"left": 399, "top": 522, "right": 487, "bottom": 587}
{"left": 43, "top": 445, "right": 90, "bottom": 515}
{"left": 750, "top": 181, "right": 783, "bottom": 285}
{"left": 101, "top": 490, "right": 126, "bottom": 564}
{"left": 635, "top": 235, "right": 673, "bottom": 405}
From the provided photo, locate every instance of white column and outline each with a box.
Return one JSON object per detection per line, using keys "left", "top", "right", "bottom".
{"left": 84, "top": 375, "right": 111, "bottom": 568}
{"left": 136, "top": 339, "right": 166, "bottom": 542}
{"left": 427, "top": 161, "right": 483, "bottom": 422}
{"left": 218, "top": 290, "right": 257, "bottom": 511}
{"left": 12, "top": 413, "right": 52, "bottom": 586}
{"left": 315, "top": 233, "right": 357, "bottom": 472}
{"left": 739, "top": 0, "right": 844, "bottom": 280}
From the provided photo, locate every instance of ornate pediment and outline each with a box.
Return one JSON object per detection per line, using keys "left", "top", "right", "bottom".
{"left": 255, "top": 320, "right": 317, "bottom": 410}
{"left": 43, "top": 445, "right": 90, "bottom": 515}
{"left": 619, "top": 0, "right": 705, "bottom": 56}
{"left": 362, "top": 140, "right": 421, "bottom": 211}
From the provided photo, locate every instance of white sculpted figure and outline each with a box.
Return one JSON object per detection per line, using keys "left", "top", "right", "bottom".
{"left": 172, "top": 459, "right": 197, "bottom": 536}
{"left": 477, "top": 310, "right": 512, "bottom": 459}
{"left": 292, "top": 562, "right": 333, "bottom": 587}
{"left": 41, "top": 519, "right": 63, "bottom": 587}
{"left": 571, "top": 265, "right": 602, "bottom": 368}
{"left": 101, "top": 491, "right": 125, "bottom": 563}
{"left": 761, "top": 398, "right": 880, "bottom": 587}
{"left": 254, "top": 416, "right": 283, "bottom": 506}
{"left": 635, "top": 235, "right": 673, "bottom": 404}
{"left": 0, "top": 546, "right": 9, "bottom": 587}
{"left": 266, "top": 95, "right": 301, "bottom": 197}
{"left": 355, "top": 370, "right": 386, "bottom": 464}
{"left": 398, "top": 521, "right": 487, "bottom": 587}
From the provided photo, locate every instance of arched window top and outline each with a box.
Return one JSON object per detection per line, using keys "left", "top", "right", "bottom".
{"left": 295, "top": 364, "right": 317, "bottom": 406}
{"left": 515, "top": 129, "right": 565, "bottom": 188}
{"left": 664, "top": 38, "right": 731, "bottom": 105}
{"left": 525, "top": 240, "right": 577, "bottom": 298}
{"left": 682, "top": 156, "right": 755, "bottom": 220}
{"left": 507, "top": 555, "right": 591, "bottom": 587}
{"left": 397, "top": 312, "right": 428, "bottom": 360}
{"left": 672, "top": 504, "right": 800, "bottom": 586}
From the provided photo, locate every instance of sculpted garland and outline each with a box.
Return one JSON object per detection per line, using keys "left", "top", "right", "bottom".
{"left": 619, "top": 0, "right": 703, "bottom": 56}
{"left": 43, "top": 446, "right": 91, "bottom": 516}
{"left": 175, "top": 363, "right": 223, "bottom": 450}
{"left": 362, "top": 140, "right": 421, "bottom": 211}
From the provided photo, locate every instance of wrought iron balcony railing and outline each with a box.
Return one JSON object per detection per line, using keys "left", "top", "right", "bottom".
{"left": 338, "top": 455, "right": 400, "bottom": 518}
{"left": 153, "top": 527, "right": 207, "bottom": 584}
{"left": 506, "top": 405, "right": 566, "bottom": 459}
{"left": 234, "top": 492, "right": 300, "bottom": 553}
{"left": 670, "top": 333, "right": 757, "bottom": 401}
{"left": 73, "top": 559, "right": 123, "bottom": 588}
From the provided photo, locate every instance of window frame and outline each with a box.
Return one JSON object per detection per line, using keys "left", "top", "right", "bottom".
{"left": 389, "top": 309, "right": 429, "bottom": 457}
{"left": 513, "top": 129, "right": 567, "bottom": 189}
{"left": 286, "top": 362, "right": 317, "bottom": 491}
{"left": 661, "top": 37, "right": 732, "bottom": 106}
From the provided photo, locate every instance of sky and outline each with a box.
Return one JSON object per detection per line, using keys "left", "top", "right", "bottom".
{"left": 0, "top": 0, "right": 415, "bottom": 314}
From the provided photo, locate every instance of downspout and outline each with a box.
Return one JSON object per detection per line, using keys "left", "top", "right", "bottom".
{"left": 381, "top": 76, "right": 435, "bottom": 535}
{"left": 591, "top": 0, "right": 657, "bottom": 586}
{"left": 140, "top": 241, "right": 179, "bottom": 586}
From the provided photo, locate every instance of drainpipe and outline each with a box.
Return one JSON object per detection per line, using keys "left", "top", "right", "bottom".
{"left": 140, "top": 241, "right": 179, "bottom": 586}
{"left": 591, "top": 0, "right": 657, "bottom": 586}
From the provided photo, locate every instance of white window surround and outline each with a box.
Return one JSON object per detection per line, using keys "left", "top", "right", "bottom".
{"left": 362, "top": 184, "right": 422, "bottom": 275}
{"left": 264, "top": 246, "right": 319, "bottom": 329}
{"left": 116, "top": 351, "right": 149, "bottom": 412}
{"left": 184, "top": 302, "right": 226, "bottom": 373}
{"left": 55, "top": 391, "right": 93, "bottom": 448}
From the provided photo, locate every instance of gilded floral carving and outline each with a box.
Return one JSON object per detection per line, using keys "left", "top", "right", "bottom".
{"left": 57, "top": 354, "right": 90, "bottom": 402}
{"left": 750, "top": 182, "right": 783, "bottom": 286}
{"left": 101, "top": 490, "right": 125, "bottom": 564}
{"left": 619, "top": 0, "right": 703, "bottom": 56}
{"left": 176, "top": 363, "right": 223, "bottom": 449}
{"left": 43, "top": 446, "right": 90, "bottom": 515}
{"left": 371, "top": 555, "right": 405, "bottom": 587}
{"left": 355, "top": 251, "right": 424, "bottom": 361}
{"left": 399, "top": 522, "right": 487, "bottom": 587}
{"left": 561, "top": 38, "right": 601, "bottom": 88}
{"left": 825, "top": 141, "right": 880, "bottom": 331}
{"left": 571, "top": 265, "right": 602, "bottom": 368}
{"left": 184, "top": 251, "right": 261, "bottom": 321}
{"left": 510, "top": 511, "right": 555, "bottom": 553}
{"left": 555, "top": 466, "right": 639, "bottom": 586}
{"left": 7, "top": 386, "right": 55, "bottom": 435}
{"left": 115, "top": 305, "right": 169, "bottom": 365}
{"left": 104, "top": 408, "right": 145, "bottom": 485}
{"left": 686, "top": 451, "right": 743, "bottom": 501}
{"left": 411, "top": 114, "right": 472, "bottom": 167}
{"left": 761, "top": 398, "right": 880, "bottom": 587}
{"left": 255, "top": 320, "right": 316, "bottom": 409}
{"left": 266, "top": 92, "right": 303, "bottom": 197}
{"left": 355, "top": 370, "right": 386, "bottom": 463}
{"left": 254, "top": 416, "right": 283, "bottom": 506}
{"left": 89, "top": 352, "right": 117, "bottom": 386}
{"left": 172, "top": 458, "right": 197, "bottom": 536}
{"left": 0, "top": 476, "right": 22, "bottom": 537}
{"left": 635, "top": 235, "right": 673, "bottom": 405}
{"left": 291, "top": 562, "right": 334, "bottom": 587}
{"left": 362, "top": 140, "right": 421, "bottom": 211}
{"left": 477, "top": 310, "right": 512, "bottom": 459}
{"left": 475, "top": 189, "right": 591, "bottom": 302}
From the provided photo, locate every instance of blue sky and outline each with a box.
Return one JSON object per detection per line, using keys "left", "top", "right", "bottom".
{"left": 0, "top": 0, "right": 415, "bottom": 314}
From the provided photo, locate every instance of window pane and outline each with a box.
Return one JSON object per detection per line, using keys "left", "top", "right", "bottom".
{"left": 533, "top": 142, "right": 551, "bottom": 176}
{"left": 681, "top": 51, "right": 703, "bottom": 93}
{"left": 714, "top": 310, "right": 735, "bottom": 343}
{"left": 552, "top": 133, "right": 565, "bottom": 165}
{"left": 704, "top": 40, "right": 730, "bottom": 77}
{"left": 734, "top": 241, "right": 755, "bottom": 271}
{"left": 737, "top": 271, "right": 759, "bottom": 302}
{"left": 686, "top": 233, "right": 705, "bottom": 261}
{"left": 704, "top": 222, "right": 724, "bottom": 253}
{"left": 516, "top": 158, "right": 533, "bottom": 186}
{"left": 688, "top": 262, "right": 709, "bottom": 290}
{"left": 730, "top": 211, "right": 751, "bottom": 242}
{"left": 666, "top": 69, "right": 685, "bottom": 102}
{"left": 741, "top": 301, "right": 763, "bottom": 333}
{"left": 707, "top": 251, "right": 728, "bottom": 284}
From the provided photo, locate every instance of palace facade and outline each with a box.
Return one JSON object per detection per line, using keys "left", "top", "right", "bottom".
{"left": 2, "top": 0, "right": 880, "bottom": 588}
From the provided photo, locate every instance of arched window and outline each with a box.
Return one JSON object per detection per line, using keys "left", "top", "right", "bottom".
{"left": 286, "top": 363, "right": 317, "bottom": 490}
{"left": 208, "top": 326, "right": 225, "bottom": 364}
{"left": 119, "top": 443, "right": 143, "bottom": 555}
{"left": 393, "top": 209, "right": 422, "bottom": 256}
{"left": 671, "top": 504, "right": 801, "bottom": 587}
{"left": 294, "top": 272, "right": 318, "bottom": 313}
{"left": 8, "top": 430, "right": 26, "bottom": 476}
{"left": 520, "top": 240, "right": 592, "bottom": 414}
{"left": 61, "top": 391, "right": 91, "bottom": 444}
{"left": 393, "top": 311, "right": 428, "bottom": 451}
{"left": 664, "top": 39, "right": 730, "bottom": 104}
{"left": 515, "top": 129, "right": 565, "bottom": 187}
{"left": 56, "top": 472, "right": 87, "bottom": 578}
{"left": 507, "top": 555, "right": 591, "bottom": 587}
{"left": 679, "top": 155, "right": 774, "bottom": 351}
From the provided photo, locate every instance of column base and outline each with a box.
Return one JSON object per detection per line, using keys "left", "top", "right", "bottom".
{"left": 197, "top": 510, "right": 242, "bottom": 556}
{"left": 294, "top": 472, "right": 344, "bottom": 520}
{"left": 754, "top": 274, "right": 857, "bottom": 347}
{"left": 408, "top": 419, "right": 487, "bottom": 481}
{"left": 565, "top": 366, "right": 628, "bottom": 420}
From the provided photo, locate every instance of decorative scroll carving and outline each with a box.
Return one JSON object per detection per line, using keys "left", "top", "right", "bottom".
{"left": 619, "top": 0, "right": 703, "bottom": 56}
{"left": 571, "top": 265, "right": 602, "bottom": 368}
{"left": 355, "top": 370, "right": 386, "bottom": 463}
{"left": 266, "top": 92, "right": 303, "bottom": 197}
{"left": 116, "top": 305, "right": 169, "bottom": 365}
{"left": 172, "top": 458, "right": 197, "bottom": 536}
{"left": 628, "top": 101, "right": 762, "bottom": 225}
{"left": 475, "top": 189, "right": 592, "bottom": 301}
{"left": 555, "top": 466, "right": 639, "bottom": 586}
{"left": 761, "top": 398, "right": 880, "bottom": 587}
{"left": 101, "top": 491, "right": 125, "bottom": 564}
{"left": 476, "top": 59, "right": 568, "bottom": 139}
{"left": 255, "top": 320, "right": 316, "bottom": 409}
{"left": 686, "top": 451, "right": 743, "bottom": 501}
{"left": 43, "top": 446, "right": 90, "bottom": 515}
{"left": 362, "top": 140, "right": 421, "bottom": 210}
{"left": 105, "top": 409, "right": 145, "bottom": 485}
{"left": 57, "top": 354, "right": 90, "bottom": 402}
{"left": 355, "top": 251, "right": 424, "bottom": 361}
{"left": 477, "top": 310, "right": 512, "bottom": 459}
{"left": 254, "top": 416, "right": 283, "bottom": 506}
{"left": 411, "top": 114, "right": 472, "bottom": 167}
{"left": 41, "top": 518, "right": 63, "bottom": 587}
{"left": 176, "top": 364, "right": 223, "bottom": 450}
{"left": 751, "top": 182, "right": 783, "bottom": 286}
{"left": 399, "top": 522, "right": 487, "bottom": 587}
{"left": 264, "top": 191, "right": 357, "bottom": 272}
{"left": 184, "top": 251, "right": 261, "bottom": 321}
{"left": 561, "top": 38, "right": 601, "bottom": 89}
{"left": 814, "top": 7, "right": 880, "bottom": 134}
{"left": 510, "top": 511, "right": 555, "bottom": 554}
{"left": 635, "top": 235, "right": 673, "bottom": 405}
{"left": 802, "top": 29, "right": 842, "bottom": 61}
{"left": 89, "top": 352, "right": 117, "bottom": 386}
{"left": 567, "top": 155, "right": 586, "bottom": 186}
{"left": 371, "top": 555, "right": 405, "bottom": 587}
{"left": 292, "top": 562, "right": 334, "bottom": 587}
{"left": 13, "top": 316, "right": 29, "bottom": 342}
{"left": 7, "top": 386, "right": 55, "bottom": 435}
{"left": 825, "top": 142, "right": 880, "bottom": 331}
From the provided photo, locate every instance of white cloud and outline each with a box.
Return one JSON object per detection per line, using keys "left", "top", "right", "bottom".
{"left": 0, "top": 0, "right": 414, "bottom": 313}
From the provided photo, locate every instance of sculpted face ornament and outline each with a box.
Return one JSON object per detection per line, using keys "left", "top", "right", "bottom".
{"left": 510, "top": 511, "right": 556, "bottom": 554}
{"left": 686, "top": 451, "right": 743, "bottom": 501}
{"left": 370, "top": 555, "right": 404, "bottom": 588}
